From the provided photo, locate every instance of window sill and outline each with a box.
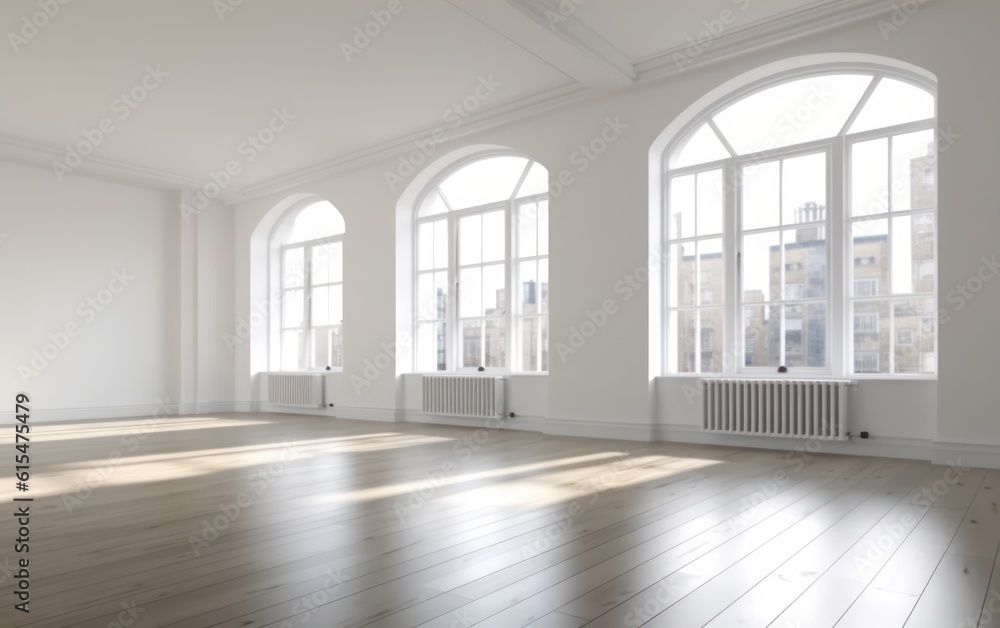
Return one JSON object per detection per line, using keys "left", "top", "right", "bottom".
{"left": 409, "top": 371, "right": 548, "bottom": 377}
{"left": 659, "top": 373, "right": 936, "bottom": 381}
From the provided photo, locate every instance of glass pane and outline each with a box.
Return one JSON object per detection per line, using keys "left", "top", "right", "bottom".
{"left": 282, "top": 330, "right": 304, "bottom": 371}
{"left": 485, "top": 319, "right": 505, "bottom": 368}
{"left": 538, "top": 259, "right": 549, "bottom": 314}
{"left": 516, "top": 162, "right": 549, "bottom": 198}
{"left": 782, "top": 153, "right": 826, "bottom": 226}
{"left": 311, "top": 244, "right": 330, "bottom": 285}
{"left": 417, "top": 271, "right": 447, "bottom": 321}
{"left": 669, "top": 123, "right": 731, "bottom": 169}
{"left": 459, "top": 267, "right": 482, "bottom": 318}
{"left": 699, "top": 239, "right": 723, "bottom": 306}
{"left": 894, "top": 297, "right": 935, "bottom": 374}
{"left": 434, "top": 219, "right": 448, "bottom": 269}
{"left": 892, "top": 129, "right": 936, "bottom": 212}
{"left": 459, "top": 214, "right": 482, "bottom": 265}
{"left": 784, "top": 228, "right": 826, "bottom": 299}
{"left": 669, "top": 310, "right": 697, "bottom": 373}
{"left": 743, "top": 231, "right": 780, "bottom": 302}
{"left": 744, "top": 304, "right": 780, "bottom": 368}
{"left": 439, "top": 156, "right": 529, "bottom": 210}
{"left": 283, "top": 248, "right": 304, "bottom": 288}
{"left": 285, "top": 201, "right": 345, "bottom": 243}
{"left": 892, "top": 215, "right": 913, "bottom": 295}
{"left": 283, "top": 289, "right": 303, "bottom": 327}
{"left": 853, "top": 300, "right": 890, "bottom": 374}
{"left": 417, "top": 322, "right": 445, "bottom": 371}
{"left": 482, "top": 264, "right": 505, "bottom": 316}
{"left": 482, "top": 210, "right": 506, "bottom": 263}
{"left": 329, "top": 241, "right": 343, "bottom": 283}
{"left": 851, "top": 138, "right": 889, "bottom": 217}
{"left": 417, "top": 188, "right": 449, "bottom": 217}
{"left": 311, "top": 286, "right": 329, "bottom": 326}
{"left": 714, "top": 74, "right": 872, "bottom": 155}
{"left": 700, "top": 309, "right": 724, "bottom": 373}
{"left": 330, "top": 285, "right": 343, "bottom": 324}
{"left": 311, "top": 326, "right": 343, "bottom": 369}
{"left": 785, "top": 302, "right": 826, "bottom": 368}
{"left": 669, "top": 242, "right": 696, "bottom": 307}
{"left": 462, "top": 321, "right": 483, "bottom": 368}
{"left": 540, "top": 316, "right": 549, "bottom": 372}
{"left": 742, "top": 160, "right": 780, "bottom": 231}
{"left": 519, "top": 260, "right": 538, "bottom": 314}
{"left": 518, "top": 202, "right": 537, "bottom": 258}
{"left": 697, "top": 169, "right": 724, "bottom": 236}
{"left": 418, "top": 223, "right": 434, "bottom": 271}
{"left": 669, "top": 175, "right": 695, "bottom": 240}
{"left": 537, "top": 201, "right": 549, "bottom": 256}
{"left": 332, "top": 326, "right": 344, "bottom": 368}
{"left": 850, "top": 78, "right": 935, "bottom": 134}
{"left": 852, "top": 218, "right": 889, "bottom": 296}
{"left": 521, "top": 317, "right": 538, "bottom": 372}
{"left": 892, "top": 214, "right": 935, "bottom": 294}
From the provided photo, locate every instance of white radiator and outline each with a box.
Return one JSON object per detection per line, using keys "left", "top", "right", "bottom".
{"left": 422, "top": 376, "right": 505, "bottom": 418}
{"left": 702, "top": 379, "right": 850, "bottom": 440}
{"left": 265, "top": 373, "right": 324, "bottom": 408}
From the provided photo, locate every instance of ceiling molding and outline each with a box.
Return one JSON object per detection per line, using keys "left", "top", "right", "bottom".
{"left": 238, "top": 82, "right": 590, "bottom": 201}
{"left": 0, "top": 133, "right": 246, "bottom": 204}
{"left": 0, "top": 0, "right": 903, "bottom": 206}
{"left": 443, "top": 0, "right": 635, "bottom": 89}
{"left": 634, "top": 0, "right": 902, "bottom": 81}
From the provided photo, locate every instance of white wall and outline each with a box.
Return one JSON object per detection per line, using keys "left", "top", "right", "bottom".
{"left": 0, "top": 161, "right": 178, "bottom": 419}
{"left": 227, "top": 2, "right": 1000, "bottom": 468}
{"left": 7, "top": 3, "right": 994, "bottom": 467}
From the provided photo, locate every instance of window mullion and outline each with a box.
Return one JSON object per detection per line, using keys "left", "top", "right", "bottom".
{"left": 726, "top": 161, "right": 740, "bottom": 376}
{"left": 448, "top": 215, "right": 458, "bottom": 371}
{"left": 830, "top": 139, "right": 846, "bottom": 377}
{"left": 303, "top": 243, "right": 313, "bottom": 369}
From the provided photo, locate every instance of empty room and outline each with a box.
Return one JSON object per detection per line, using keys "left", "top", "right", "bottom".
{"left": 2, "top": 1, "right": 999, "bottom": 626}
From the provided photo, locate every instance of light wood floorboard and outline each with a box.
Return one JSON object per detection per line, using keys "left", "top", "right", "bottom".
{"left": 0, "top": 413, "right": 995, "bottom": 627}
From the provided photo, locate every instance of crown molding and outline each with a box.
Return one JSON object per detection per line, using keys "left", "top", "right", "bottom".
{"left": 634, "top": 0, "right": 901, "bottom": 81}
{"left": 238, "top": 82, "right": 590, "bottom": 201}
{"left": 0, "top": 133, "right": 247, "bottom": 204}
{"left": 0, "top": 0, "right": 902, "bottom": 205}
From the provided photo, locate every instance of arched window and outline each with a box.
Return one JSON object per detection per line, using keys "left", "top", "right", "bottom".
{"left": 664, "top": 69, "right": 937, "bottom": 377}
{"left": 272, "top": 200, "right": 345, "bottom": 371}
{"left": 414, "top": 154, "right": 549, "bottom": 372}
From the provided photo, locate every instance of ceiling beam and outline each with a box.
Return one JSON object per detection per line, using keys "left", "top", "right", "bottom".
{"left": 443, "top": 0, "right": 636, "bottom": 89}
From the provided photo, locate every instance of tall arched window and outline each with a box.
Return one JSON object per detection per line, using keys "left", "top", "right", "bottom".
{"left": 664, "top": 68, "right": 937, "bottom": 377}
{"left": 272, "top": 200, "right": 345, "bottom": 371}
{"left": 414, "top": 154, "right": 549, "bottom": 372}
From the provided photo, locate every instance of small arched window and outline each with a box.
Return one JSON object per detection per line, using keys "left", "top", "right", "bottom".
{"left": 272, "top": 200, "right": 345, "bottom": 371}
{"left": 664, "top": 69, "right": 937, "bottom": 377}
{"left": 414, "top": 154, "right": 549, "bottom": 372}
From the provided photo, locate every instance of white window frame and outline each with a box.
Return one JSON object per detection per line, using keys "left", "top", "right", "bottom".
{"left": 662, "top": 68, "right": 937, "bottom": 380}
{"left": 413, "top": 155, "right": 549, "bottom": 374}
{"left": 280, "top": 234, "right": 344, "bottom": 372}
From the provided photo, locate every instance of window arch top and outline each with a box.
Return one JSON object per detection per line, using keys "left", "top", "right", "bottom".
{"left": 417, "top": 156, "right": 547, "bottom": 216}
{"left": 668, "top": 73, "right": 935, "bottom": 169}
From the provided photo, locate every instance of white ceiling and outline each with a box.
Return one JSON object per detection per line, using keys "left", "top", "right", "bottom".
{"left": 0, "top": 0, "right": 895, "bottom": 200}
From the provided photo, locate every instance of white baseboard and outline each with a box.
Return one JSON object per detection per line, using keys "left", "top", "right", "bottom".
{"left": 931, "top": 440, "right": 1000, "bottom": 470}
{"left": 0, "top": 403, "right": 182, "bottom": 425}
{"left": 193, "top": 402, "right": 236, "bottom": 414}
{"left": 657, "top": 422, "right": 933, "bottom": 461}
{"left": 333, "top": 406, "right": 402, "bottom": 423}
{"left": 401, "top": 411, "right": 545, "bottom": 433}
{"left": 543, "top": 417, "right": 657, "bottom": 442}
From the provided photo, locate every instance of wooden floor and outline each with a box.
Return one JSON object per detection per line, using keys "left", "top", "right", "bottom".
{"left": 1, "top": 413, "right": 998, "bottom": 627}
